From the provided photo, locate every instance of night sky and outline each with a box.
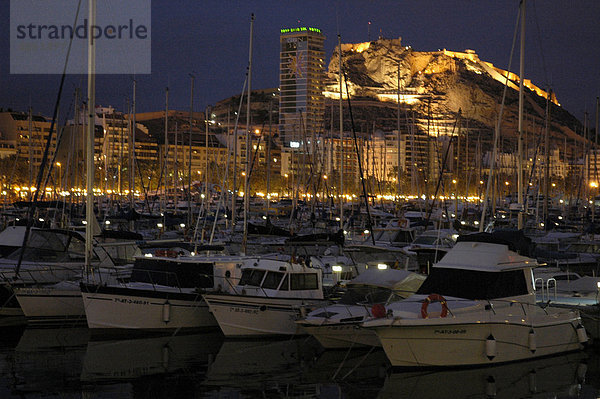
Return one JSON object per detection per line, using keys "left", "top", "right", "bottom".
{"left": 1, "top": 1, "right": 599, "bottom": 124}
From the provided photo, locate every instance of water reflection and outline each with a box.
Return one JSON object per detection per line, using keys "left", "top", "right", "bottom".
{"left": 379, "top": 352, "right": 594, "bottom": 399}
{"left": 12, "top": 327, "right": 89, "bottom": 395}
{"left": 82, "top": 331, "right": 223, "bottom": 382}
{"left": 0, "top": 326, "right": 599, "bottom": 398}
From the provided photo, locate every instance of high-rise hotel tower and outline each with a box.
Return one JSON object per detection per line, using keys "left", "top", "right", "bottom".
{"left": 279, "top": 27, "right": 325, "bottom": 148}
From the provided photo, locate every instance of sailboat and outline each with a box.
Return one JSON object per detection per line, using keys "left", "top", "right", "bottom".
{"left": 11, "top": 0, "right": 131, "bottom": 325}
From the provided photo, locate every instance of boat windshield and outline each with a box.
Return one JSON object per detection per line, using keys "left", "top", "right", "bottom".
{"left": 238, "top": 269, "right": 266, "bottom": 287}
{"left": 338, "top": 285, "right": 392, "bottom": 305}
{"left": 5, "top": 229, "right": 86, "bottom": 262}
{"left": 416, "top": 267, "right": 529, "bottom": 300}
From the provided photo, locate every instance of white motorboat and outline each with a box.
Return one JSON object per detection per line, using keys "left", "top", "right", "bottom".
{"left": 362, "top": 235, "right": 588, "bottom": 367}
{"left": 0, "top": 228, "right": 118, "bottom": 323}
{"left": 80, "top": 254, "right": 242, "bottom": 332}
{"left": 534, "top": 266, "right": 600, "bottom": 340}
{"left": 203, "top": 257, "right": 327, "bottom": 337}
{"left": 297, "top": 268, "right": 425, "bottom": 348}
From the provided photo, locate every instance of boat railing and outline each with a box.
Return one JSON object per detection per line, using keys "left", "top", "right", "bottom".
{"left": 535, "top": 277, "right": 557, "bottom": 302}
{"left": 0, "top": 264, "right": 79, "bottom": 285}
{"left": 128, "top": 268, "right": 186, "bottom": 294}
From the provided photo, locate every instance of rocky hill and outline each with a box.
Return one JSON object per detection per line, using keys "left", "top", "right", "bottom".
{"left": 325, "top": 38, "right": 583, "bottom": 145}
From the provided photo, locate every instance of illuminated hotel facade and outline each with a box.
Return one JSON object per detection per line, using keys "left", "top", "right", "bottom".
{"left": 279, "top": 27, "right": 326, "bottom": 148}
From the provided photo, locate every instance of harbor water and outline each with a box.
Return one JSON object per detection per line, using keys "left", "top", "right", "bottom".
{"left": 0, "top": 326, "right": 599, "bottom": 398}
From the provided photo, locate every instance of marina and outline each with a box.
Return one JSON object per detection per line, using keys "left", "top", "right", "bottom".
{"left": 2, "top": 0, "right": 600, "bottom": 397}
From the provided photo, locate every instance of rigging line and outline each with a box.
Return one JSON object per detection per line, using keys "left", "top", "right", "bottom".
{"left": 424, "top": 111, "right": 462, "bottom": 231}
{"left": 531, "top": 0, "right": 550, "bottom": 87}
{"left": 15, "top": 0, "right": 83, "bottom": 277}
{"left": 40, "top": 93, "right": 76, "bottom": 204}
{"left": 479, "top": 4, "right": 521, "bottom": 232}
{"left": 342, "top": 67, "right": 376, "bottom": 246}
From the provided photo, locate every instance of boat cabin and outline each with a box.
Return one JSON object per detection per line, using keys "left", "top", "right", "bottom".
{"left": 235, "top": 258, "right": 324, "bottom": 299}
{"left": 415, "top": 240, "right": 537, "bottom": 301}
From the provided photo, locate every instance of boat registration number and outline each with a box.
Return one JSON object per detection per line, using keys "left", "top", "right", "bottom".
{"left": 229, "top": 306, "right": 258, "bottom": 315}
{"left": 114, "top": 298, "right": 149, "bottom": 305}
{"left": 434, "top": 329, "right": 466, "bottom": 335}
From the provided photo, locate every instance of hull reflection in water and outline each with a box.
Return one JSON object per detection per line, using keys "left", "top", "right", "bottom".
{"left": 204, "top": 338, "right": 322, "bottom": 388}
{"left": 12, "top": 327, "right": 90, "bottom": 394}
{"left": 81, "top": 331, "right": 224, "bottom": 382}
{"left": 378, "top": 352, "right": 589, "bottom": 399}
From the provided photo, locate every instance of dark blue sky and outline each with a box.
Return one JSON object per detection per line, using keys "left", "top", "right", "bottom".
{"left": 1, "top": 1, "right": 599, "bottom": 123}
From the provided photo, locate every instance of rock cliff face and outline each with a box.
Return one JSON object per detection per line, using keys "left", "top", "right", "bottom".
{"left": 325, "top": 37, "right": 582, "bottom": 144}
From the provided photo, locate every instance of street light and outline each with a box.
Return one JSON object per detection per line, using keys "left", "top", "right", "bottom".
{"left": 55, "top": 162, "right": 62, "bottom": 195}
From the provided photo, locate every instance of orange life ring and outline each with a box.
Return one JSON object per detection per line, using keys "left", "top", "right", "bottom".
{"left": 371, "top": 303, "right": 387, "bottom": 318}
{"left": 421, "top": 293, "right": 449, "bottom": 319}
{"left": 397, "top": 219, "right": 409, "bottom": 228}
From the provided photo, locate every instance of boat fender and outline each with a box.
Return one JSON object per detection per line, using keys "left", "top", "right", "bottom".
{"left": 576, "top": 362, "right": 587, "bottom": 384}
{"left": 259, "top": 305, "right": 267, "bottom": 312}
{"left": 162, "top": 345, "right": 169, "bottom": 369}
{"left": 420, "top": 294, "right": 449, "bottom": 319}
{"left": 371, "top": 304, "right": 387, "bottom": 318}
{"left": 485, "top": 334, "right": 496, "bottom": 360}
{"left": 528, "top": 329, "right": 536, "bottom": 353}
{"left": 485, "top": 376, "right": 496, "bottom": 397}
{"left": 162, "top": 301, "right": 171, "bottom": 323}
{"left": 576, "top": 324, "right": 588, "bottom": 344}
{"left": 528, "top": 371, "right": 537, "bottom": 393}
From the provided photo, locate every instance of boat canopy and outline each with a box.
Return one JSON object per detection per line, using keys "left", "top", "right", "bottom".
{"left": 434, "top": 241, "right": 537, "bottom": 272}
{"left": 348, "top": 268, "right": 424, "bottom": 291}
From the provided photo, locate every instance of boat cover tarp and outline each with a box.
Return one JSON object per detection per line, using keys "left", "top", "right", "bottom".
{"left": 248, "top": 221, "right": 293, "bottom": 237}
{"left": 457, "top": 230, "right": 533, "bottom": 256}
{"left": 349, "top": 268, "right": 426, "bottom": 293}
{"left": 286, "top": 229, "right": 344, "bottom": 246}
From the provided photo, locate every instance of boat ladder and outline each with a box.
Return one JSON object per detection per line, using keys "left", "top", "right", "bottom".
{"left": 535, "top": 277, "right": 557, "bottom": 302}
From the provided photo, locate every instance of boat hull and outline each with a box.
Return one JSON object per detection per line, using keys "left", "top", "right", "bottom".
{"left": 15, "top": 286, "right": 85, "bottom": 325}
{"left": 81, "top": 283, "right": 217, "bottom": 331}
{"left": 374, "top": 315, "right": 585, "bottom": 367}
{"left": 204, "top": 293, "right": 327, "bottom": 337}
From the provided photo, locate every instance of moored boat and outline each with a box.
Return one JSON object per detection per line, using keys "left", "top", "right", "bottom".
{"left": 203, "top": 257, "right": 327, "bottom": 337}
{"left": 297, "top": 268, "right": 425, "bottom": 348}
{"left": 80, "top": 254, "right": 242, "bottom": 333}
{"left": 362, "top": 234, "right": 588, "bottom": 367}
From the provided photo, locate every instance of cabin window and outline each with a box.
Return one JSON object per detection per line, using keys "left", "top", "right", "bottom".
{"left": 290, "top": 273, "right": 319, "bottom": 290}
{"left": 130, "top": 259, "right": 214, "bottom": 288}
{"left": 238, "top": 269, "right": 265, "bottom": 287}
{"left": 416, "top": 268, "right": 529, "bottom": 299}
{"left": 262, "top": 271, "right": 285, "bottom": 290}
{"left": 279, "top": 274, "right": 289, "bottom": 290}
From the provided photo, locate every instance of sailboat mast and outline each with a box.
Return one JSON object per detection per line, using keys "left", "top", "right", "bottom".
{"left": 338, "top": 35, "right": 344, "bottom": 231}
{"left": 266, "top": 99, "right": 272, "bottom": 219}
{"left": 242, "top": 13, "right": 254, "bottom": 251}
{"left": 397, "top": 61, "right": 401, "bottom": 199}
{"left": 28, "top": 107, "right": 33, "bottom": 198}
{"left": 163, "top": 87, "right": 169, "bottom": 218}
{"left": 188, "top": 74, "right": 194, "bottom": 232}
{"left": 131, "top": 79, "right": 136, "bottom": 216}
{"left": 543, "top": 90, "right": 551, "bottom": 224}
{"left": 517, "top": 0, "right": 526, "bottom": 230}
{"left": 85, "top": 0, "right": 96, "bottom": 270}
